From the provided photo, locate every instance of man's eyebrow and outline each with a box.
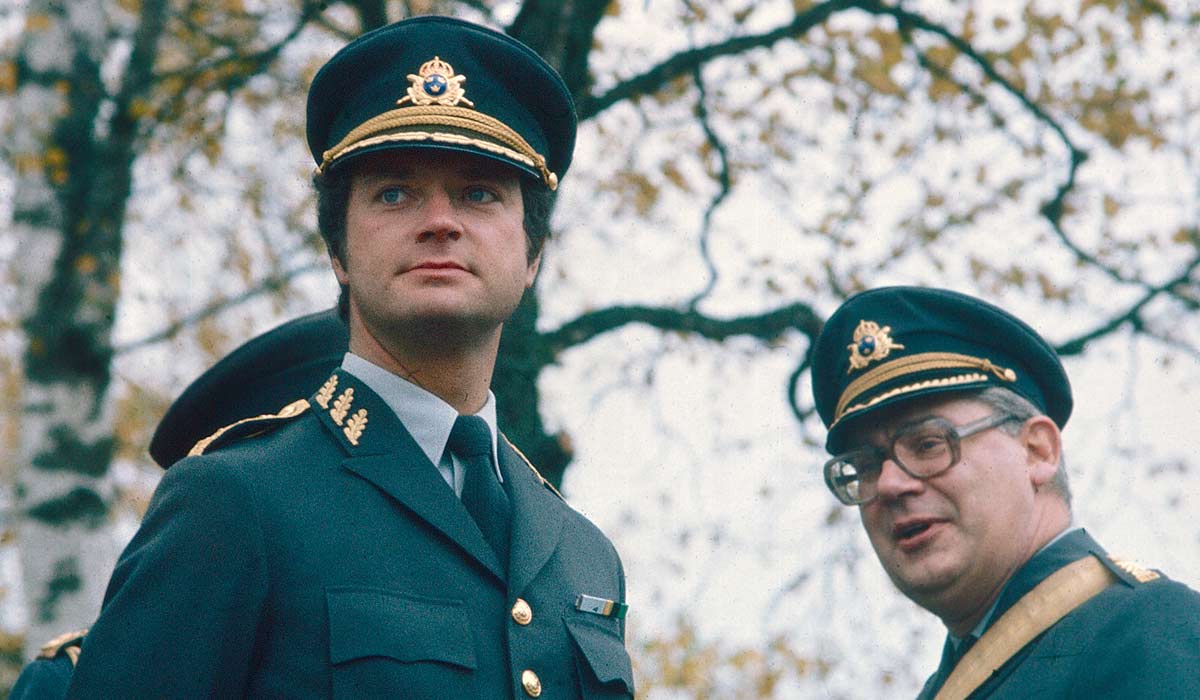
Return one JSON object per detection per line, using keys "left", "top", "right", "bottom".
{"left": 357, "top": 167, "right": 416, "bottom": 182}
{"left": 843, "top": 414, "right": 940, "bottom": 453}
{"left": 462, "top": 166, "right": 517, "bottom": 182}
{"left": 890, "top": 414, "right": 944, "bottom": 434}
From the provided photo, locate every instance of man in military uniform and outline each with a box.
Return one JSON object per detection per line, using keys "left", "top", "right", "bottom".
{"left": 13, "top": 309, "right": 346, "bottom": 698}
{"left": 68, "top": 16, "right": 633, "bottom": 699}
{"left": 810, "top": 286, "right": 1200, "bottom": 699}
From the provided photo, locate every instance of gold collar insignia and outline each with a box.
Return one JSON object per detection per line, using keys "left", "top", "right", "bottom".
{"left": 1108, "top": 555, "right": 1160, "bottom": 583}
{"left": 316, "top": 374, "right": 368, "bottom": 446}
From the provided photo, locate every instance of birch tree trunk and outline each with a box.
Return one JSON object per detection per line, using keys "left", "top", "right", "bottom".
{"left": 10, "top": 0, "right": 166, "bottom": 657}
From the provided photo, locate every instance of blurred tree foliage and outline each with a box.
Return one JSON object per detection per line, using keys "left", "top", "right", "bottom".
{"left": 2, "top": 0, "right": 1197, "bottom": 694}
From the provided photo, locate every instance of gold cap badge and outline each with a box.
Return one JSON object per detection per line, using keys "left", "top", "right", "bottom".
{"left": 399, "top": 56, "right": 474, "bottom": 108}
{"left": 847, "top": 320, "right": 904, "bottom": 372}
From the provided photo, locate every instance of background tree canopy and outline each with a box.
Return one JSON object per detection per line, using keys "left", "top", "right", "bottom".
{"left": 2, "top": 0, "right": 1198, "bottom": 696}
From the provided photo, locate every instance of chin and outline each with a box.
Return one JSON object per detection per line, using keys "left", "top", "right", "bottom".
{"left": 401, "top": 312, "right": 506, "bottom": 343}
{"left": 885, "top": 556, "right": 962, "bottom": 599}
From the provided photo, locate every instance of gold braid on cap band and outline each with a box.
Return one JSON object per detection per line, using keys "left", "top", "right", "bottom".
{"left": 833, "top": 352, "right": 1017, "bottom": 425}
{"left": 318, "top": 105, "right": 558, "bottom": 190}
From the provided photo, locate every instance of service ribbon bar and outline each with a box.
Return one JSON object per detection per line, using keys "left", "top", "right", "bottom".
{"left": 575, "top": 593, "right": 628, "bottom": 620}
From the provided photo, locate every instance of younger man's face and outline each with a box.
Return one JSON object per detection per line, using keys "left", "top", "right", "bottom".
{"left": 332, "top": 148, "right": 538, "bottom": 344}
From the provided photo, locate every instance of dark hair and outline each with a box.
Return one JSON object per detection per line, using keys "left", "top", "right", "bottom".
{"left": 975, "top": 386, "right": 1072, "bottom": 507}
{"left": 313, "top": 164, "right": 554, "bottom": 320}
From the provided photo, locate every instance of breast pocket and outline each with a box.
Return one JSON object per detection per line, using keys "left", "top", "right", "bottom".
{"left": 565, "top": 617, "right": 635, "bottom": 699}
{"left": 326, "top": 586, "right": 477, "bottom": 700}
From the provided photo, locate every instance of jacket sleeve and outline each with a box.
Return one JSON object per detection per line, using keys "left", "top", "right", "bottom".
{"left": 10, "top": 655, "right": 74, "bottom": 700}
{"left": 66, "top": 455, "right": 269, "bottom": 698}
{"left": 616, "top": 548, "right": 627, "bottom": 641}
{"left": 1069, "top": 580, "right": 1200, "bottom": 699}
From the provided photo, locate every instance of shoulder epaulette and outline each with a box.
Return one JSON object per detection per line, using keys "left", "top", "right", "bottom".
{"left": 502, "top": 435, "right": 564, "bottom": 501}
{"left": 1105, "top": 554, "right": 1161, "bottom": 585}
{"left": 188, "top": 399, "right": 310, "bottom": 458}
{"left": 37, "top": 628, "right": 87, "bottom": 665}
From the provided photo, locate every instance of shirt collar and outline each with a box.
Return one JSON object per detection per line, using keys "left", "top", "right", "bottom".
{"left": 340, "top": 353, "right": 499, "bottom": 469}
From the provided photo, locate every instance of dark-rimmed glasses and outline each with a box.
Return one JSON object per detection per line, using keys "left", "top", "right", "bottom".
{"left": 824, "top": 412, "right": 1019, "bottom": 505}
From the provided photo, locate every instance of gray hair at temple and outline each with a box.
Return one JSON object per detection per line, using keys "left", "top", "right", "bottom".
{"left": 974, "top": 386, "right": 1072, "bottom": 508}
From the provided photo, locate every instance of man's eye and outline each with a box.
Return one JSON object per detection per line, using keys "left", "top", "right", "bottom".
{"left": 900, "top": 433, "right": 949, "bottom": 458}
{"left": 464, "top": 186, "right": 498, "bottom": 203}
{"left": 380, "top": 187, "right": 406, "bottom": 204}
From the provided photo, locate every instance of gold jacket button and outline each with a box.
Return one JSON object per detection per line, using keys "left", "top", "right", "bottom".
{"left": 521, "top": 669, "right": 542, "bottom": 697}
{"left": 511, "top": 598, "right": 533, "bottom": 625}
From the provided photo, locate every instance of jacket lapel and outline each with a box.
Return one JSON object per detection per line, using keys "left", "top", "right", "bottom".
{"left": 310, "top": 370, "right": 505, "bottom": 582}
{"left": 501, "top": 437, "right": 565, "bottom": 596}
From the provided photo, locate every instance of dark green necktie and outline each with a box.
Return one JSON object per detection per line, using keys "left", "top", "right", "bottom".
{"left": 448, "top": 415, "right": 511, "bottom": 571}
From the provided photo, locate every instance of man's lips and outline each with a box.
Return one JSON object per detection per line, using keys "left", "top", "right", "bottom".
{"left": 891, "top": 517, "right": 947, "bottom": 546}
{"left": 408, "top": 261, "right": 467, "bottom": 272}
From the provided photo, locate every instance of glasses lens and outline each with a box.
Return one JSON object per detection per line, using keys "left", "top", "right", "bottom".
{"left": 892, "top": 420, "right": 956, "bottom": 477}
{"left": 824, "top": 449, "right": 881, "bottom": 505}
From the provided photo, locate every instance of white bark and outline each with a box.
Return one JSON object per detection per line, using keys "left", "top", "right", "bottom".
{"left": 10, "top": 0, "right": 121, "bottom": 659}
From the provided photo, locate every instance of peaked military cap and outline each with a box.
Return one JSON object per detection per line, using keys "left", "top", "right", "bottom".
{"left": 811, "top": 286, "right": 1073, "bottom": 453}
{"left": 306, "top": 15, "right": 575, "bottom": 190}
{"left": 149, "top": 309, "right": 348, "bottom": 468}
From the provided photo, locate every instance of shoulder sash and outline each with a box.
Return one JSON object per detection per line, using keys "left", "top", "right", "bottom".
{"left": 934, "top": 555, "right": 1116, "bottom": 700}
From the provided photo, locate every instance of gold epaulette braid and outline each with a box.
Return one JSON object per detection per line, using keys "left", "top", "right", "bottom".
{"left": 38, "top": 628, "right": 88, "bottom": 665}
{"left": 502, "top": 435, "right": 564, "bottom": 501}
{"left": 188, "top": 399, "right": 310, "bottom": 457}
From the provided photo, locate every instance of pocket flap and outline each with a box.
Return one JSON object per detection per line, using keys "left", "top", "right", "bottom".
{"left": 564, "top": 617, "right": 634, "bottom": 692}
{"left": 326, "top": 587, "right": 476, "bottom": 669}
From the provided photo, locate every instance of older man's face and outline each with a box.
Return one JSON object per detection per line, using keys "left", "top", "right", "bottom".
{"left": 850, "top": 395, "right": 1046, "bottom": 619}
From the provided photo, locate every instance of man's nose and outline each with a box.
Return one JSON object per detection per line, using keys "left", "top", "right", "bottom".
{"left": 872, "top": 457, "right": 923, "bottom": 501}
{"left": 416, "top": 190, "right": 463, "bottom": 243}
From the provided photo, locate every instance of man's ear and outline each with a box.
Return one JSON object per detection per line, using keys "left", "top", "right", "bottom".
{"left": 525, "top": 252, "right": 542, "bottom": 288}
{"left": 331, "top": 254, "right": 349, "bottom": 285}
{"left": 1022, "top": 415, "right": 1062, "bottom": 488}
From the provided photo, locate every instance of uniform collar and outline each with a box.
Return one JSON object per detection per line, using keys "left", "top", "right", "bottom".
{"left": 341, "top": 353, "right": 499, "bottom": 472}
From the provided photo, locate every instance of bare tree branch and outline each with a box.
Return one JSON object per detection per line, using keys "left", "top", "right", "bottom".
{"left": 542, "top": 301, "right": 822, "bottom": 354}
{"left": 685, "top": 64, "right": 731, "bottom": 310}
{"left": 348, "top": 0, "right": 388, "bottom": 31}
{"left": 578, "top": 0, "right": 857, "bottom": 120}
{"left": 151, "top": 1, "right": 324, "bottom": 126}
{"left": 902, "top": 33, "right": 999, "bottom": 127}
{"left": 856, "top": 1, "right": 1156, "bottom": 293}
{"left": 786, "top": 354, "right": 816, "bottom": 425}
{"left": 1056, "top": 253, "right": 1200, "bottom": 356}
{"left": 508, "top": 0, "right": 609, "bottom": 97}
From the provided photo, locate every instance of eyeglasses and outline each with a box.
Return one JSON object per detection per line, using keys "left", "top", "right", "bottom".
{"left": 823, "top": 412, "right": 1019, "bottom": 506}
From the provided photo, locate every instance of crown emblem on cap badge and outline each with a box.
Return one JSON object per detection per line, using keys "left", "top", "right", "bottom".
{"left": 846, "top": 320, "right": 905, "bottom": 372}
{"left": 398, "top": 56, "right": 474, "bottom": 108}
